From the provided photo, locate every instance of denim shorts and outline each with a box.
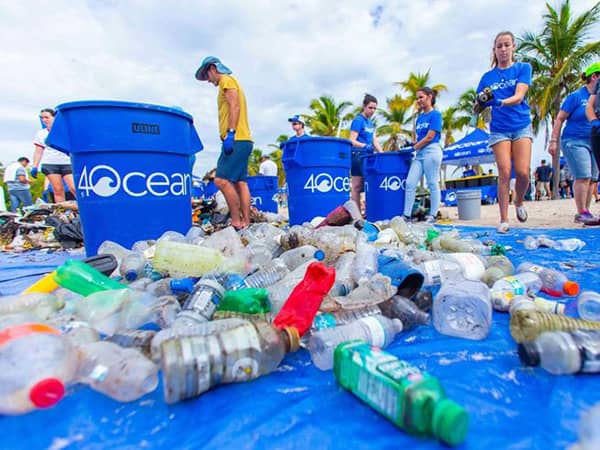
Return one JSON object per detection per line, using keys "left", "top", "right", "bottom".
{"left": 215, "top": 140, "right": 253, "bottom": 182}
{"left": 562, "top": 138, "right": 598, "bottom": 180}
{"left": 42, "top": 164, "right": 72, "bottom": 176}
{"left": 488, "top": 125, "right": 533, "bottom": 147}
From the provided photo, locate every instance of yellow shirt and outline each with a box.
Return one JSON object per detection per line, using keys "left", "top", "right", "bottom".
{"left": 217, "top": 74, "right": 252, "bottom": 141}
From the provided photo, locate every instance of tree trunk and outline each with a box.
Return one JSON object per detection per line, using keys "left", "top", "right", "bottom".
{"left": 550, "top": 101, "right": 561, "bottom": 200}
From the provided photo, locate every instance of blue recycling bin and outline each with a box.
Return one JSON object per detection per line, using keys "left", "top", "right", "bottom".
{"left": 363, "top": 151, "right": 413, "bottom": 221}
{"left": 247, "top": 175, "right": 278, "bottom": 213}
{"left": 282, "top": 137, "right": 351, "bottom": 225}
{"left": 47, "top": 100, "right": 203, "bottom": 256}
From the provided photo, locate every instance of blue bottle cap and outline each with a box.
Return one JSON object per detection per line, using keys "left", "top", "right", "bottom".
{"left": 124, "top": 271, "right": 138, "bottom": 282}
{"left": 313, "top": 250, "right": 325, "bottom": 261}
{"left": 170, "top": 277, "right": 197, "bottom": 294}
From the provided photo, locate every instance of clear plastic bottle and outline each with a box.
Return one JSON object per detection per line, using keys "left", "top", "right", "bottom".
{"left": 201, "top": 226, "right": 244, "bottom": 257}
{"left": 481, "top": 255, "right": 514, "bottom": 287}
{"left": 490, "top": 272, "right": 543, "bottom": 311}
{"left": 157, "top": 230, "right": 186, "bottom": 242}
{"left": 553, "top": 238, "right": 586, "bottom": 252}
{"left": 160, "top": 320, "right": 299, "bottom": 403}
{"left": 106, "top": 329, "right": 156, "bottom": 359}
{"left": 516, "top": 262, "right": 579, "bottom": 297}
{"left": 433, "top": 278, "right": 492, "bottom": 340}
{"left": 47, "top": 315, "right": 100, "bottom": 347}
{"left": 0, "top": 293, "right": 64, "bottom": 319}
{"left": 417, "top": 259, "right": 463, "bottom": 287}
{"left": 179, "top": 279, "right": 225, "bottom": 322}
{"left": 267, "top": 260, "right": 315, "bottom": 314}
{"left": 76, "top": 341, "right": 158, "bottom": 402}
{"left": 442, "top": 253, "right": 487, "bottom": 281}
{"left": 277, "top": 245, "right": 324, "bottom": 271}
{"left": 577, "top": 291, "right": 600, "bottom": 321}
{"left": 311, "top": 305, "right": 382, "bottom": 332}
{"left": 379, "top": 295, "right": 430, "bottom": 331}
{"left": 152, "top": 240, "right": 225, "bottom": 278}
{"left": 334, "top": 273, "right": 396, "bottom": 310}
{"left": 570, "top": 402, "right": 600, "bottom": 450}
{"left": 308, "top": 315, "right": 403, "bottom": 370}
{"left": 0, "top": 322, "right": 78, "bottom": 414}
{"left": 97, "top": 240, "right": 131, "bottom": 265}
{"left": 119, "top": 252, "right": 147, "bottom": 282}
{"left": 510, "top": 310, "right": 600, "bottom": 343}
{"left": 519, "top": 330, "right": 600, "bottom": 375}
{"left": 330, "top": 251, "right": 356, "bottom": 296}
{"left": 241, "top": 259, "right": 290, "bottom": 289}
{"left": 351, "top": 242, "right": 379, "bottom": 284}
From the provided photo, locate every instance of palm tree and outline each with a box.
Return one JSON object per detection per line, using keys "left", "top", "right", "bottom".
{"left": 247, "top": 148, "right": 264, "bottom": 176}
{"left": 456, "top": 88, "right": 490, "bottom": 130}
{"left": 267, "top": 136, "right": 287, "bottom": 187}
{"left": 303, "top": 95, "right": 353, "bottom": 137}
{"left": 377, "top": 94, "right": 413, "bottom": 151}
{"left": 441, "top": 106, "right": 471, "bottom": 147}
{"left": 394, "top": 70, "right": 448, "bottom": 137}
{"left": 517, "top": 0, "right": 600, "bottom": 198}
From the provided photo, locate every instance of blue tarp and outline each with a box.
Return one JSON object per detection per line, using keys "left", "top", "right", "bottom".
{"left": 443, "top": 129, "right": 494, "bottom": 166}
{"left": 1, "top": 226, "right": 600, "bottom": 450}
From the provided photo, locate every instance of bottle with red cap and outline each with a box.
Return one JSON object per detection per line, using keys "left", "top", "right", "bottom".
{"left": 0, "top": 318, "right": 78, "bottom": 415}
{"left": 516, "top": 262, "right": 579, "bottom": 297}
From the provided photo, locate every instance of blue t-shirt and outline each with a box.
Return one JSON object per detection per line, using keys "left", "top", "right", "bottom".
{"left": 415, "top": 110, "right": 442, "bottom": 143}
{"left": 594, "top": 79, "right": 600, "bottom": 117}
{"left": 560, "top": 86, "right": 591, "bottom": 140}
{"left": 476, "top": 62, "right": 532, "bottom": 133}
{"left": 350, "top": 114, "right": 375, "bottom": 151}
{"left": 288, "top": 133, "right": 310, "bottom": 141}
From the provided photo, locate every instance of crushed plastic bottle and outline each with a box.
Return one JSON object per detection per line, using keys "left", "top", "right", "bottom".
{"left": 0, "top": 293, "right": 64, "bottom": 319}
{"left": 523, "top": 236, "right": 585, "bottom": 252}
{"left": 481, "top": 255, "right": 514, "bottom": 288}
{"left": 334, "top": 273, "right": 396, "bottom": 310}
{"left": 334, "top": 340, "right": 469, "bottom": 446}
{"left": 516, "top": 262, "right": 579, "bottom": 297}
{"left": 379, "top": 295, "right": 430, "bottom": 331}
{"left": 433, "top": 278, "right": 492, "bottom": 340}
{"left": 330, "top": 251, "right": 356, "bottom": 296}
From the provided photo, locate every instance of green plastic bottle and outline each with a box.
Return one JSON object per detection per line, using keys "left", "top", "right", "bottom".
{"left": 333, "top": 340, "right": 469, "bottom": 446}
{"left": 54, "top": 260, "right": 127, "bottom": 296}
{"left": 217, "top": 288, "right": 271, "bottom": 314}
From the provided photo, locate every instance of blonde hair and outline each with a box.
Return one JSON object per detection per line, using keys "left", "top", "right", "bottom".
{"left": 491, "top": 31, "right": 516, "bottom": 68}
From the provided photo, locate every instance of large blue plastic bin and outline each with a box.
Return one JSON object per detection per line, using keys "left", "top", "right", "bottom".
{"left": 363, "top": 151, "right": 413, "bottom": 221}
{"left": 282, "top": 137, "right": 351, "bottom": 225}
{"left": 247, "top": 175, "right": 278, "bottom": 213}
{"left": 47, "top": 100, "right": 203, "bottom": 256}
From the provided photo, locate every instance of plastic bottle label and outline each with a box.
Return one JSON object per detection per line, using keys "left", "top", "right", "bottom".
{"left": 503, "top": 277, "right": 525, "bottom": 295}
{"left": 89, "top": 364, "right": 108, "bottom": 382}
{"left": 313, "top": 313, "right": 336, "bottom": 331}
{"left": 360, "top": 317, "right": 386, "bottom": 347}
{"left": 491, "top": 291, "right": 513, "bottom": 311}
{"left": 423, "top": 260, "right": 444, "bottom": 286}
{"left": 533, "top": 297, "right": 564, "bottom": 315}
{"left": 446, "top": 253, "right": 485, "bottom": 280}
{"left": 572, "top": 331, "right": 600, "bottom": 373}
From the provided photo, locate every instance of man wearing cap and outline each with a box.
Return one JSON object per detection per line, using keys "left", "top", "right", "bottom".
{"left": 288, "top": 115, "right": 308, "bottom": 140}
{"left": 259, "top": 155, "right": 278, "bottom": 177}
{"left": 3, "top": 157, "right": 33, "bottom": 212}
{"left": 195, "top": 56, "right": 253, "bottom": 230}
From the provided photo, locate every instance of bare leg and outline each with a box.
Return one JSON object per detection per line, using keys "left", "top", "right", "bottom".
{"left": 512, "top": 138, "right": 532, "bottom": 208}
{"left": 48, "top": 174, "right": 66, "bottom": 202}
{"left": 492, "top": 141, "right": 512, "bottom": 223}
{"left": 573, "top": 178, "right": 591, "bottom": 212}
{"left": 235, "top": 181, "right": 251, "bottom": 227}
{"left": 351, "top": 176, "right": 363, "bottom": 212}
{"left": 214, "top": 177, "right": 242, "bottom": 228}
{"left": 63, "top": 174, "right": 76, "bottom": 197}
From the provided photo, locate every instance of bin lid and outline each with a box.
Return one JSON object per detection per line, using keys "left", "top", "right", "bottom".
{"left": 47, "top": 100, "right": 203, "bottom": 156}
{"left": 281, "top": 136, "right": 352, "bottom": 150}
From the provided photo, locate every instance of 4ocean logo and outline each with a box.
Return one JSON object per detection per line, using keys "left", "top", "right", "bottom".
{"left": 77, "top": 165, "right": 191, "bottom": 198}
{"left": 303, "top": 173, "right": 350, "bottom": 193}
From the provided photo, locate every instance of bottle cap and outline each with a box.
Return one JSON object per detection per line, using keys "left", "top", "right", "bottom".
{"left": 170, "top": 277, "right": 196, "bottom": 294}
{"left": 563, "top": 281, "right": 579, "bottom": 297}
{"left": 282, "top": 326, "right": 300, "bottom": 352}
{"left": 432, "top": 398, "right": 469, "bottom": 446}
{"left": 29, "top": 378, "right": 65, "bottom": 408}
{"left": 313, "top": 250, "right": 325, "bottom": 261}
{"left": 124, "top": 270, "right": 138, "bottom": 282}
{"left": 517, "top": 342, "right": 540, "bottom": 366}
{"left": 0, "top": 323, "right": 60, "bottom": 347}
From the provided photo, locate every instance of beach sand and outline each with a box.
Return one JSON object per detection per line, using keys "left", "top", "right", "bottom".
{"left": 438, "top": 197, "right": 589, "bottom": 230}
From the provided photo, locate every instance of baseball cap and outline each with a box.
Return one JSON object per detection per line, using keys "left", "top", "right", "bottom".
{"left": 195, "top": 56, "right": 232, "bottom": 81}
{"left": 288, "top": 114, "right": 304, "bottom": 125}
{"left": 584, "top": 62, "right": 600, "bottom": 77}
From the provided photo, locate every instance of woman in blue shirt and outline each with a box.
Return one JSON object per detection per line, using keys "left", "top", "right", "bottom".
{"left": 349, "top": 94, "right": 383, "bottom": 212}
{"left": 548, "top": 63, "right": 600, "bottom": 224}
{"left": 476, "top": 31, "right": 533, "bottom": 233}
{"left": 402, "top": 87, "right": 443, "bottom": 223}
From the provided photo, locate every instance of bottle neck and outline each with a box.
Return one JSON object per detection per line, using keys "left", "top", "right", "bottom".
{"left": 280, "top": 326, "right": 300, "bottom": 352}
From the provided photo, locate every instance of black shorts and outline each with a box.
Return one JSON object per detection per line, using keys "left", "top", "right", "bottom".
{"left": 42, "top": 164, "right": 72, "bottom": 176}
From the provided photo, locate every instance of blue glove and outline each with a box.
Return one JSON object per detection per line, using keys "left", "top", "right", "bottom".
{"left": 30, "top": 167, "right": 38, "bottom": 178}
{"left": 364, "top": 144, "right": 374, "bottom": 152}
{"left": 591, "top": 119, "right": 600, "bottom": 131}
{"left": 485, "top": 98, "right": 503, "bottom": 108}
{"left": 222, "top": 130, "right": 235, "bottom": 155}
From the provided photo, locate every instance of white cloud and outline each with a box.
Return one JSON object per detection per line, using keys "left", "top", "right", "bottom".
{"left": 1, "top": 0, "right": 599, "bottom": 175}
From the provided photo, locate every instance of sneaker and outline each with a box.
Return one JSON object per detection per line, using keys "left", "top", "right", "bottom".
{"left": 575, "top": 211, "right": 597, "bottom": 224}
{"left": 515, "top": 205, "right": 528, "bottom": 223}
{"left": 497, "top": 222, "right": 509, "bottom": 233}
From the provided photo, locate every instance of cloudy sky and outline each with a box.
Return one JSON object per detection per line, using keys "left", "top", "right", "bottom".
{"left": 1, "top": 0, "right": 599, "bottom": 175}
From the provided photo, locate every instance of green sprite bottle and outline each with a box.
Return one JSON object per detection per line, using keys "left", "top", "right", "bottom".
{"left": 213, "top": 288, "right": 271, "bottom": 322}
{"left": 333, "top": 340, "right": 469, "bottom": 446}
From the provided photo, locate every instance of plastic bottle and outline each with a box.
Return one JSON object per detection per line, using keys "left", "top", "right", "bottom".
{"left": 0, "top": 293, "right": 64, "bottom": 319}
{"left": 553, "top": 238, "right": 586, "bottom": 252}
{"left": 518, "top": 330, "right": 600, "bottom": 375}
{"left": 315, "top": 201, "right": 357, "bottom": 228}
{"left": 433, "top": 278, "right": 492, "bottom": 340}
{"left": 481, "top": 256, "right": 514, "bottom": 287}
{"left": 273, "top": 262, "right": 336, "bottom": 336}
{"left": 506, "top": 294, "right": 567, "bottom": 315}
{"left": 160, "top": 320, "right": 299, "bottom": 403}
{"left": 97, "top": 240, "right": 132, "bottom": 264}
{"left": 201, "top": 226, "right": 244, "bottom": 257}
{"left": 577, "top": 291, "right": 600, "bottom": 321}
{"left": 106, "top": 329, "right": 156, "bottom": 358}
{"left": 330, "top": 251, "right": 356, "bottom": 296}
{"left": 150, "top": 318, "right": 247, "bottom": 362}
{"left": 334, "top": 341, "right": 469, "bottom": 446}
{"left": 379, "top": 295, "right": 430, "bottom": 331}
{"left": 442, "top": 253, "right": 487, "bottom": 281}
{"left": 377, "top": 254, "right": 425, "bottom": 297}
{"left": 516, "top": 262, "right": 579, "bottom": 297}
{"left": 157, "top": 230, "right": 186, "bottom": 242}
{"left": 47, "top": 315, "right": 100, "bottom": 347}
{"left": 76, "top": 341, "right": 158, "bottom": 401}
{"left": 308, "top": 315, "right": 403, "bottom": 370}
{"left": 54, "top": 260, "right": 127, "bottom": 296}
{"left": 351, "top": 242, "right": 379, "bottom": 284}
{"left": 438, "top": 234, "right": 480, "bottom": 253}
{"left": 508, "top": 295, "right": 537, "bottom": 315}
{"left": 152, "top": 240, "right": 225, "bottom": 278}
{"left": 0, "top": 323, "right": 78, "bottom": 415}
{"left": 267, "top": 260, "right": 314, "bottom": 314}
{"left": 216, "top": 288, "right": 271, "bottom": 315}
{"left": 570, "top": 402, "right": 600, "bottom": 450}
{"left": 119, "top": 252, "right": 147, "bottom": 282}
{"left": 75, "top": 289, "right": 162, "bottom": 335}
{"left": 241, "top": 259, "right": 290, "bottom": 289}
{"left": 311, "top": 305, "right": 382, "bottom": 332}
{"left": 510, "top": 310, "right": 600, "bottom": 343}
{"left": 417, "top": 259, "right": 463, "bottom": 288}
{"left": 277, "top": 245, "right": 324, "bottom": 271}
{"left": 333, "top": 273, "right": 396, "bottom": 310}
{"left": 178, "top": 279, "right": 225, "bottom": 323}
{"left": 490, "top": 272, "right": 543, "bottom": 311}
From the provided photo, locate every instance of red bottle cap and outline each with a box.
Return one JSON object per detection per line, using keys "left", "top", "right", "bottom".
{"left": 563, "top": 281, "right": 579, "bottom": 296}
{"left": 29, "top": 378, "right": 65, "bottom": 408}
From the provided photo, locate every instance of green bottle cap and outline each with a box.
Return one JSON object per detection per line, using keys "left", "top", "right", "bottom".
{"left": 426, "top": 229, "right": 440, "bottom": 243}
{"left": 432, "top": 398, "right": 469, "bottom": 446}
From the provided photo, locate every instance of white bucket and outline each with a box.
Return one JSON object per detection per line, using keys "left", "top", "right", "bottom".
{"left": 457, "top": 190, "right": 481, "bottom": 220}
